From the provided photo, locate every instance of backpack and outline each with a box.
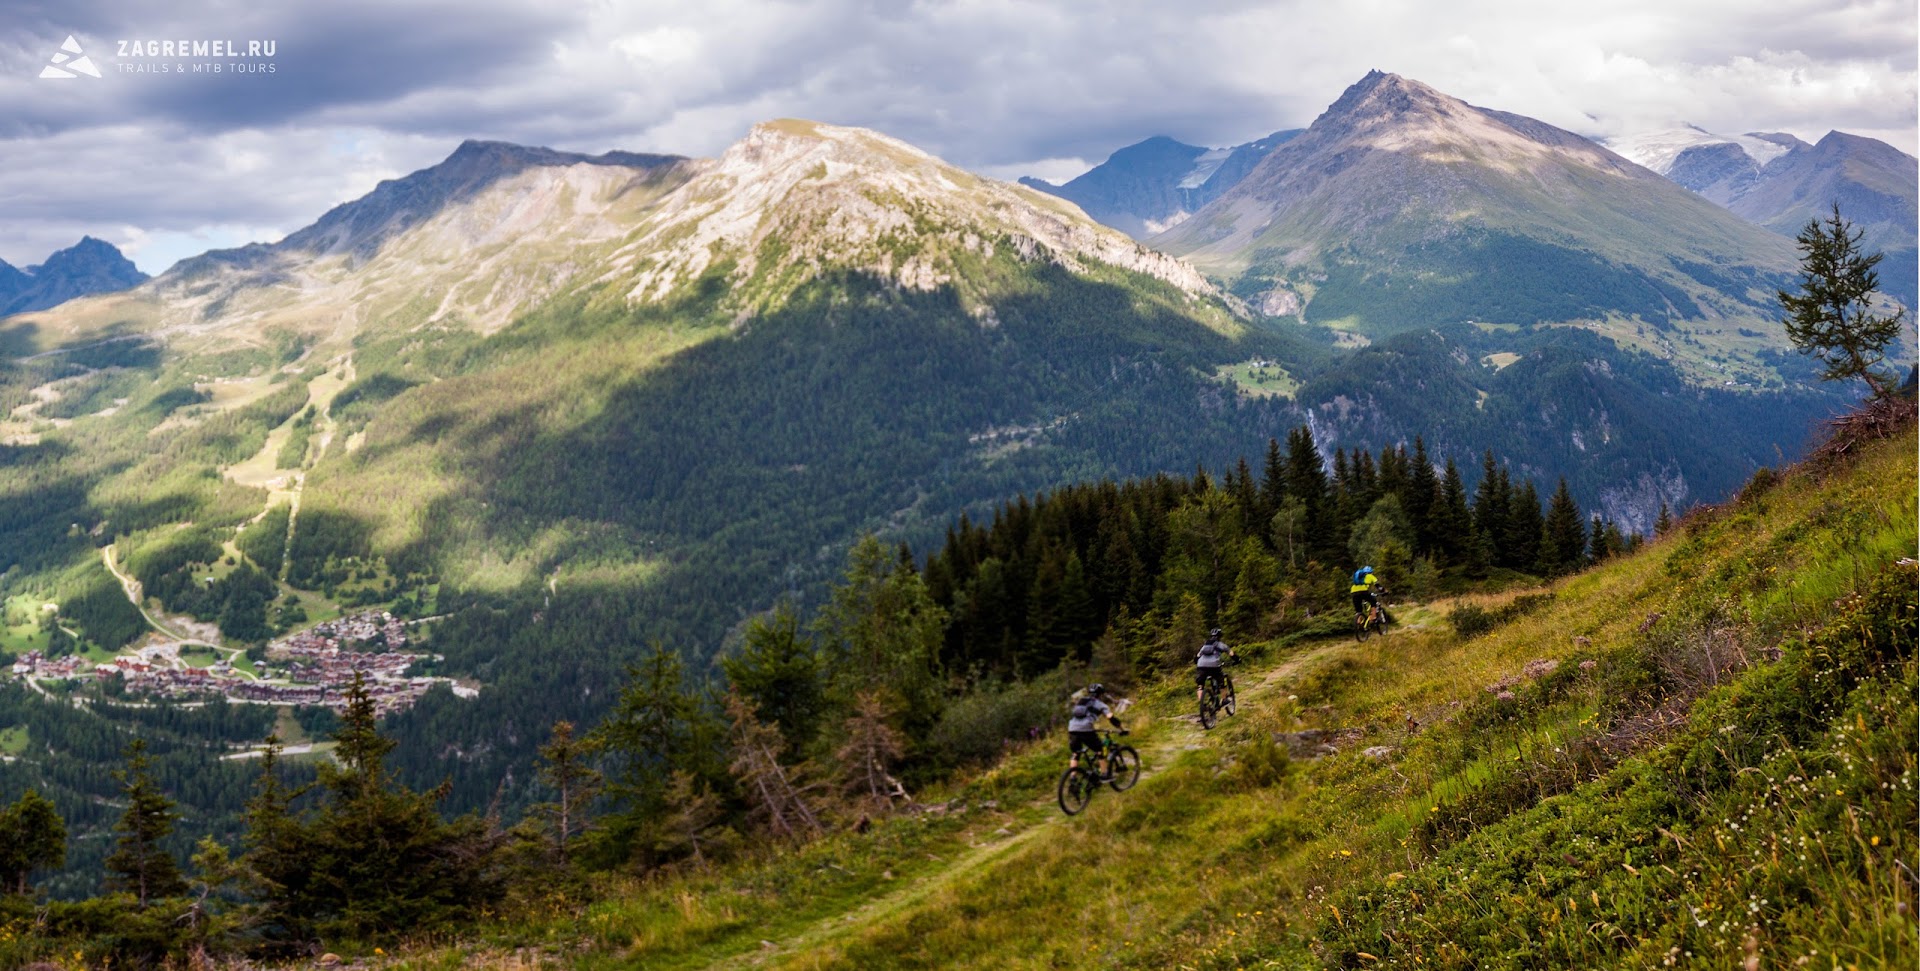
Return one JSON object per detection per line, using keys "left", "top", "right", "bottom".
{"left": 1352, "top": 568, "right": 1370, "bottom": 585}
{"left": 1071, "top": 698, "right": 1096, "bottom": 721}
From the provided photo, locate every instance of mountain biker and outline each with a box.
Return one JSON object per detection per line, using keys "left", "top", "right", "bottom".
{"left": 1350, "top": 566, "right": 1385, "bottom": 624}
{"left": 1067, "top": 684, "right": 1125, "bottom": 775}
{"left": 1195, "top": 628, "right": 1237, "bottom": 709}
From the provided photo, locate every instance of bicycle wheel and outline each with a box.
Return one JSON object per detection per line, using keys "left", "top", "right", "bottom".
{"left": 1107, "top": 746, "right": 1142, "bottom": 791}
{"left": 1223, "top": 684, "right": 1237, "bottom": 717}
{"left": 1057, "top": 767, "right": 1095, "bottom": 815}
{"left": 1355, "top": 615, "right": 1373, "bottom": 641}
{"left": 1198, "top": 689, "right": 1217, "bottom": 729}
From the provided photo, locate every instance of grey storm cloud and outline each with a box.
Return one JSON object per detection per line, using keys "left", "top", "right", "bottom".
{"left": 0, "top": 0, "right": 1913, "bottom": 271}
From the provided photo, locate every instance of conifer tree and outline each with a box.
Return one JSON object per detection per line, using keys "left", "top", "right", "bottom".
{"left": 1539, "top": 479, "right": 1587, "bottom": 577}
{"left": 302, "top": 673, "right": 497, "bottom": 938}
{"left": 0, "top": 789, "right": 66, "bottom": 896}
{"left": 595, "top": 643, "right": 717, "bottom": 820}
{"left": 1777, "top": 203, "right": 1906, "bottom": 397}
{"left": 1259, "top": 437, "right": 1287, "bottom": 523}
{"left": 105, "top": 739, "right": 187, "bottom": 907}
{"left": 1654, "top": 501, "right": 1673, "bottom": 536}
{"left": 1284, "top": 427, "right": 1335, "bottom": 560}
{"left": 654, "top": 771, "right": 725, "bottom": 867}
{"left": 1588, "top": 516, "right": 1610, "bottom": 565}
{"left": 836, "top": 690, "right": 909, "bottom": 814}
{"left": 725, "top": 693, "right": 822, "bottom": 840}
{"left": 722, "top": 603, "right": 825, "bottom": 750}
{"left": 1404, "top": 437, "right": 1439, "bottom": 557}
{"left": 535, "top": 720, "right": 601, "bottom": 864}
{"left": 1435, "top": 457, "right": 1472, "bottom": 564}
{"left": 1471, "top": 451, "right": 1511, "bottom": 560}
{"left": 1503, "top": 480, "right": 1544, "bottom": 572}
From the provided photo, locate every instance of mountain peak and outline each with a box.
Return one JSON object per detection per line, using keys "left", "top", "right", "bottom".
{"left": 0, "top": 236, "right": 147, "bottom": 316}
{"left": 605, "top": 118, "right": 1216, "bottom": 307}
{"left": 1319, "top": 70, "right": 1470, "bottom": 134}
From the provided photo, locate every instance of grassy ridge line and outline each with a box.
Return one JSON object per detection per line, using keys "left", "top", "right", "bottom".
{"left": 391, "top": 431, "right": 1913, "bottom": 970}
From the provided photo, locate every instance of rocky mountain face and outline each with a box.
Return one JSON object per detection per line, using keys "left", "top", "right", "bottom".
{"left": 1150, "top": 71, "right": 1800, "bottom": 374}
{"left": 1724, "top": 132, "right": 1917, "bottom": 244}
{"left": 1019, "top": 129, "right": 1301, "bottom": 238}
{"left": 16, "top": 122, "right": 1216, "bottom": 357}
{"left": 0, "top": 237, "right": 148, "bottom": 315}
{"left": 1608, "top": 126, "right": 1917, "bottom": 306}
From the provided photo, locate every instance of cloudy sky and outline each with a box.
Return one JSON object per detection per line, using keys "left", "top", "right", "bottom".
{"left": 2, "top": 0, "right": 1914, "bottom": 274}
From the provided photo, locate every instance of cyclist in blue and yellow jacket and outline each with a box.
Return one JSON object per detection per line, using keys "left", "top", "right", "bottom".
{"left": 1350, "top": 566, "right": 1382, "bottom": 620}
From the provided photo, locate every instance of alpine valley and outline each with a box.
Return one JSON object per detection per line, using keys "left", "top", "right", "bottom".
{"left": 0, "top": 72, "right": 1899, "bottom": 897}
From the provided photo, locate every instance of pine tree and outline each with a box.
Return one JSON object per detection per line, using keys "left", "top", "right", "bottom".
{"left": 1588, "top": 516, "right": 1609, "bottom": 565}
{"left": 836, "top": 690, "right": 910, "bottom": 814}
{"left": 239, "top": 735, "right": 311, "bottom": 940}
{"left": 304, "top": 673, "right": 497, "bottom": 938}
{"left": 721, "top": 603, "right": 825, "bottom": 750}
{"left": 1503, "top": 480, "right": 1544, "bottom": 572}
{"left": 1471, "top": 451, "right": 1511, "bottom": 561}
{"left": 104, "top": 738, "right": 187, "bottom": 907}
{"left": 595, "top": 643, "right": 719, "bottom": 823}
{"left": 1284, "top": 427, "right": 1335, "bottom": 560}
{"left": 535, "top": 720, "right": 602, "bottom": 864}
{"left": 1777, "top": 203, "right": 1907, "bottom": 397}
{"left": 1654, "top": 501, "right": 1673, "bottom": 536}
{"left": 1259, "top": 437, "right": 1287, "bottom": 524}
{"left": 1539, "top": 479, "right": 1587, "bottom": 577}
{"left": 654, "top": 770, "right": 725, "bottom": 867}
{"left": 1404, "top": 437, "right": 1439, "bottom": 557}
{"left": 1435, "top": 457, "right": 1472, "bottom": 565}
{"left": 0, "top": 789, "right": 65, "bottom": 896}
{"left": 725, "top": 693, "right": 823, "bottom": 840}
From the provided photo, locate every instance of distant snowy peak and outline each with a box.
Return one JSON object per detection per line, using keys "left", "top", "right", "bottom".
{"left": 1605, "top": 126, "right": 1800, "bottom": 176}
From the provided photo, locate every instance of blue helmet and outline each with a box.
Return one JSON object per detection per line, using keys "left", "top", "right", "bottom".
{"left": 1360, "top": 566, "right": 1374, "bottom": 575}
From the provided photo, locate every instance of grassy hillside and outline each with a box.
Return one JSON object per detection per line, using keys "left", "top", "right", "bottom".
{"left": 389, "top": 424, "right": 1913, "bottom": 969}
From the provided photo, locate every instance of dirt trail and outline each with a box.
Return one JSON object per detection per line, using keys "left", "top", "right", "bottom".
{"left": 706, "top": 641, "right": 1348, "bottom": 969}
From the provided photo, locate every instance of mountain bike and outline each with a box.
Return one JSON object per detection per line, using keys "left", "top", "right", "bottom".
{"left": 1057, "top": 730, "right": 1141, "bottom": 815}
{"left": 1355, "top": 596, "right": 1388, "bottom": 641}
{"left": 1197, "top": 659, "right": 1237, "bottom": 730}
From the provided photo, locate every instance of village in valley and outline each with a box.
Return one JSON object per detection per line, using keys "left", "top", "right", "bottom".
{"left": 6, "top": 608, "right": 474, "bottom": 716}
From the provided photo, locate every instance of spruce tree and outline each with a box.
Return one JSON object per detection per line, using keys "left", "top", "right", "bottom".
{"left": 104, "top": 739, "right": 187, "bottom": 907}
{"left": 1259, "top": 437, "right": 1287, "bottom": 523}
{"left": 535, "top": 721, "right": 602, "bottom": 864}
{"left": 305, "top": 673, "right": 496, "bottom": 938}
{"left": 1435, "top": 457, "right": 1472, "bottom": 565}
{"left": 722, "top": 603, "right": 825, "bottom": 750}
{"left": 0, "top": 789, "right": 66, "bottom": 896}
{"left": 1503, "top": 480, "right": 1544, "bottom": 573}
{"left": 1471, "top": 450, "right": 1511, "bottom": 563}
{"left": 1283, "top": 427, "right": 1335, "bottom": 560}
{"left": 1777, "top": 203, "right": 1907, "bottom": 397}
{"left": 1404, "top": 437, "right": 1439, "bottom": 557}
{"left": 1654, "top": 501, "right": 1673, "bottom": 536}
{"left": 1539, "top": 479, "right": 1587, "bottom": 577}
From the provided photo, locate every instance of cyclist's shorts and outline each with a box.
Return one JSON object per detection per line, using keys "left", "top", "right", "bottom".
{"left": 1352, "top": 591, "right": 1375, "bottom": 613}
{"left": 1068, "top": 730, "right": 1102, "bottom": 754}
{"left": 1195, "top": 666, "right": 1226, "bottom": 686}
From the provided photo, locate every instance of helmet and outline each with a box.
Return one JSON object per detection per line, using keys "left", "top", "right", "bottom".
{"left": 1209, "top": 628, "right": 1222, "bottom": 639}
{"left": 1088, "top": 683, "right": 1106, "bottom": 697}
{"left": 1360, "top": 566, "right": 1374, "bottom": 575}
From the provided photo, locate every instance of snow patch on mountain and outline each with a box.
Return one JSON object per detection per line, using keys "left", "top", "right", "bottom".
{"left": 1606, "top": 126, "right": 1794, "bottom": 175}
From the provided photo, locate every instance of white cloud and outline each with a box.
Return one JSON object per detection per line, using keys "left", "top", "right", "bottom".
{"left": 0, "top": 0, "right": 1911, "bottom": 273}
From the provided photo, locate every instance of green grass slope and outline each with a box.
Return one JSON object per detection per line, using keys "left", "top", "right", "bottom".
{"left": 398, "top": 425, "right": 1914, "bottom": 970}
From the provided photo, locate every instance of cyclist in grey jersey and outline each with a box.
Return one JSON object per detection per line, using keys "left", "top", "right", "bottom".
{"left": 1195, "top": 628, "right": 1237, "bottom": 707}
{"left": 1067, "top": 684, "right": 1125, "bottom": 773}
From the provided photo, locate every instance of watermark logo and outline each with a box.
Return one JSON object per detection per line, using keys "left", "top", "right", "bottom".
{"left": 39, "top": 35, "right": 101, "bottom": 79}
